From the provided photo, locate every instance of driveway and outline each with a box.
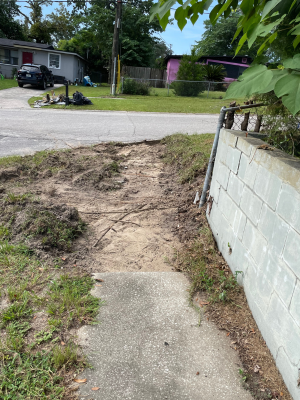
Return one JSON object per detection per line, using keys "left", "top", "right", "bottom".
{"left": 0, "top": 86, "right": 219, "bottom": 157}
{"left": 0, "top": 84, "right": 63, "bottom": 109}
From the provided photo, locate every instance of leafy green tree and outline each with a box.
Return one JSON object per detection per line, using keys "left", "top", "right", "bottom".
{"left": 150, "top": 0, "right": 300, "bottom": 115}
{"left": 171, "top": 49, "right": 205, "bottom": 96}
{"left": 0, "top": 0, "right": 27, "bottom": 40}
{"left": 58, "top": 0, "right": 167, "bottom": 71}
{"left": 193, "top": 13, "right": 259, "bottom": 58}
{"left": 47, "top": 4, "right": 81, "bottom": 45}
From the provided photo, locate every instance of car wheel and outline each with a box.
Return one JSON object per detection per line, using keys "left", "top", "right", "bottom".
{"left": 18, "top": 83, "right": 23, "bottom": 88}
{"left": 42, "top": 80, "right": 47, "bottom": 90}
{"left": 50, "top": 78, "right": 54, "bottom": 87}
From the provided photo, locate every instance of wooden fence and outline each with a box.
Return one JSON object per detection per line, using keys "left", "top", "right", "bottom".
{"left": 122, "top": 66, "right": 167, "bottom": 88}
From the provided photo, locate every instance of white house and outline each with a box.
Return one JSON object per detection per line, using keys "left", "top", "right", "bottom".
{"left": 0, "top": 38, "right": 86, "bottom": 82}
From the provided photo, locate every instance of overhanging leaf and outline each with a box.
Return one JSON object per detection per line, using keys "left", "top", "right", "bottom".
{"left": 240, "top": 0, "right": 254, "bottom": 14}
{"left": 289, "top": 23, "right": 300, "bottom": 36}
{"left": 283, "top": 54, "right": 300, "bottom": 69}
{"left": 209, "top": 3, "right": 222, "bottom": 24}
{"left": 257, "top": 15, "right": 285, "bottom": 37}
{"left": 257, "top": 31, "right": 277, "bottom": 55}
{"left": 214, "top": 0, "right": 234, "bottom": 22}
{"left": 235, "top": 33, "right": 248, "bottom": 55}
{"left": 175, "top": 7, "right": 188, "bottom": 30}
{"left": 274, "top": 72, "right": 300, "bottom": 115}
{"left": 158, "top": 11, "right": 170, "bottom": 30}
{"left": 258, "top": 69, "right": 289, "bottom": 94}
{"left": 261, "top": 0, "right": 282, "bottom": 20}
{"left": 157, "top": 0, "right": 177, "bottom": 20}
{"left": 225, "top": 65, "right": 273, "bottom": 99}
{"left": 293, "top": 35, "right": 300, "bottom": 48}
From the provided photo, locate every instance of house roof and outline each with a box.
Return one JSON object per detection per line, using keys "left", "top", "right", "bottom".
{"left": 0, "top": 38, "right": 54, "bottom": 50}
{"left": 0, "top": 38, "right": 85, "bottom": 61}
{"left": 165, "top": 54, "right": 253, "bottom": 64}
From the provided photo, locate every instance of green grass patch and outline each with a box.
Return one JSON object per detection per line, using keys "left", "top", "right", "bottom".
{"left": 0, "top": 79, "right": 18, "bottom": 91}
{"left": 3, "top": 192, "right": 32, "bottom": 204}
{"left": 47, "top": 275, "right": 101, "bottom": 327}
{"left": 29, "top": 86, "right": 244, "bottom": 114}
{"left": 0, "top": 351, "right": 64, "bottom": 399}
{"left": 0, "top": 239, "right": 102, "bottom": 398}
{"left": 0, "top": 155, "right": 23, "bottom": 168}
{"left": 174, "top": 214, "right": 241, "bottom": 304}
{"left": 163, "top": 134, "right": 240, "bottom": 303}
{"left": 162, "top": 133, "right": 214, "bottom": 183}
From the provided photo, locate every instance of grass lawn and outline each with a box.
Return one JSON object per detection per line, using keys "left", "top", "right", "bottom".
{"left": 29, "top": 85, "right": 244, "bottom": 114}
{"left": 0, "top": 79, "right": 18, "bottom": 90}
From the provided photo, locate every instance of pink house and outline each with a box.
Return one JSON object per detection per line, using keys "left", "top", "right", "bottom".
{"left": 165, "top": 55, "right": 252, "bottom": 82}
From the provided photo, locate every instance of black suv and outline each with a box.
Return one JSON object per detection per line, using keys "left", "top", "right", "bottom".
{"left": 17, "top": 64, "right": 54, "bottom": 90}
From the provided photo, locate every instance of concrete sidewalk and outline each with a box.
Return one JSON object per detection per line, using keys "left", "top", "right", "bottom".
{"left": 78, "top": 272, "right": 253, "bottom": 400}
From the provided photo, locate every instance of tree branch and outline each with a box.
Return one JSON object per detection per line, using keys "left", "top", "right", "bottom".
{"left": 17, "top": 9, "right": 33, "bottom": 25}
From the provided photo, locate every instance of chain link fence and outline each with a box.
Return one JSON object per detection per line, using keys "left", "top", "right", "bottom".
{"left": 223, "top": 102, "right": 265, "bottom": 133}
{"left": 120, "top": 77, "right": 231, "bottom": 98}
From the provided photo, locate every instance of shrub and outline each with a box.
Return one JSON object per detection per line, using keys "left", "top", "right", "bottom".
{"left": 202, "top": 64, "right": 226, "bottom": 82}
{"left": 255, "top": 91, "right": 300, "bottom": 157}
{"left": 122, "top": 78, "right": 150, "bottom": 95}
{"left": 172, "top": 49, "right": 205, "bottom": 97}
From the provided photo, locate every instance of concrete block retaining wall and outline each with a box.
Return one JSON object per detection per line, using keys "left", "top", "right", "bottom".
{"left": 207, "top": 128, "right": 300, "bottom": 400}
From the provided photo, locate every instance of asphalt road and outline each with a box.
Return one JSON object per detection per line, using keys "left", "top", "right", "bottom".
{"left": 0, "top": 86, "right": 219, "bottom": 157}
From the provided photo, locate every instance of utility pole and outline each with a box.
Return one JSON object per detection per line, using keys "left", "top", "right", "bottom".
{"left": 111, "top": 0, "right": 122, "bottom": 95}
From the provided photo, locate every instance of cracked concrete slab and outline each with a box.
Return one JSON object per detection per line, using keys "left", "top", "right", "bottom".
{"left": 77, "top": 272, "right": 253, "bottom": 400}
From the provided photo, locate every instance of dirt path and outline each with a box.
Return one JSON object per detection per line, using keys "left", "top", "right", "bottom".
{"left": 37, "top": 142, "right": 183, "bottom": 274}
{"left": 0, "top": 140, "right": 289, "bottom": 399}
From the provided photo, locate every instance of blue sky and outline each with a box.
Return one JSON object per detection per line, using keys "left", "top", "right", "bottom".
{"left": 18, "top": 2, "right": 212, "bottom": 55}
{"left": 158, "top": 14, "right": 209, "bottom": 55}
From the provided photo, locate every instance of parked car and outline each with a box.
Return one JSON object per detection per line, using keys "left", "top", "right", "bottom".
{"left": 17, "top": 64, "right": 54, "bottom": 89}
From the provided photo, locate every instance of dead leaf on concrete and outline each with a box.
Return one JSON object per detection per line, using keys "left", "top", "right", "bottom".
{"left": 74, "top": 378, "right": 87, "bottom": 383}
{"left": 95, "top": 278, "right": 104, "bottom": 282}
{"left": 92, "top": 387, "right": 100, "bottom": 391}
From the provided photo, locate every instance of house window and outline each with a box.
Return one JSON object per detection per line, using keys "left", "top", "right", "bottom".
{"left": 49, "top": 53, "right": 61, "bottom": 69}
{"left": 0, "top": 48, "right": 18, "bottom": 65}
{"left": 11, "top": 50, "right": 18, "bottom": 65}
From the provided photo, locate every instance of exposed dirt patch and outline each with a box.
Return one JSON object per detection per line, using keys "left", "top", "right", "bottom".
{"left": 0, "top": 140, "right": 292, "bottom": 400}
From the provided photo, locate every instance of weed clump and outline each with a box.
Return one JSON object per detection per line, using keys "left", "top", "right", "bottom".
{"left": 176, "top": 221, "right": 240, "bottom": 304}
{"left": 47, "top": 275, "right": 100, "bottom": 327}
{"left": 24, "top": 208, "right": 86, "bottom": 251}
{"left": 0, "top": 351, "right": 64, "bottom": 399}
{"left": 162, "top": 134, "right": 214, "bottom": 183}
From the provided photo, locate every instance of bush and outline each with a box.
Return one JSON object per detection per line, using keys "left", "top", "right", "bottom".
{"left": 172, "top": 49, "right": 205, "bottom": 97}
{"left": 255, "top": 92, "right": 300, "bottom": 157}
{"left": 171, "top": 80, "right": 205, "bottom": 97}
{"left": 202, "top": 64, "right": 226, "bottom": 82}
{"left": 122, "top": 78, "right": 150, "bottom": 95}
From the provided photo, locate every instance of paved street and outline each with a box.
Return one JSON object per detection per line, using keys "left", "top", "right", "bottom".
{"left": 0, "top": 86, "right": 219, "bottom": 157}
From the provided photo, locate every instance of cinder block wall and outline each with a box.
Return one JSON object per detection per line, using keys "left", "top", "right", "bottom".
{"left": 207, "top": 128, "right": 300, "bottom": 400}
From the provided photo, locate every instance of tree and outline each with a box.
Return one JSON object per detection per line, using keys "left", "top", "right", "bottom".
{"left": 171, "top": 49, "right": 205, "bottom": 96}
{"left": 150, "top": 0, "right": 300, "bottom": 115}
{"left": 193, "top": 13, "right": 259, "bottom": 58}
{"left": 0, "top": 1, "right": 27, "bottom": 40}
{"left": 58, "top": 0, "right": 167, "bottom": 71}
{"left": 47, "top": 4, "right": 81, "bottom": 45}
